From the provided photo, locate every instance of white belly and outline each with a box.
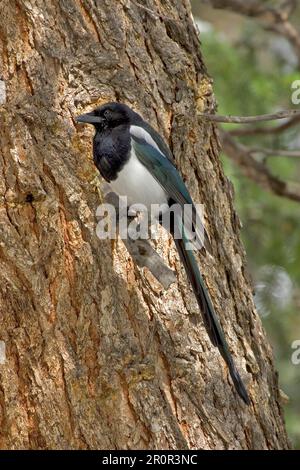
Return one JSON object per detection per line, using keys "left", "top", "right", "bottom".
{"left": 109, "top": 150, "right": 168, "bottom": 215}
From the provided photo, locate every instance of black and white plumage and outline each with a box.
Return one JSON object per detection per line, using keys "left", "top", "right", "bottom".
{"left": 76, "top": 102, "right": 250, "bottom": 405}
{"left": 89, "top": 105, "right": 172, "bottom": 212}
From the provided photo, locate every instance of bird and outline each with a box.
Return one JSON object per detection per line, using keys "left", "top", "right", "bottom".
{"left": 76, "top": 101, "right": 250, "bottom": 405}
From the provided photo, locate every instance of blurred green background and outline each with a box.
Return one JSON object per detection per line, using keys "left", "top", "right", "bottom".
{"left": 191, "top": 0, "right": 300, "bottom": 448}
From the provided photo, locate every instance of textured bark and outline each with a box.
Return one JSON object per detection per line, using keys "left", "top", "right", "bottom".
{"left": 0, "top": 0, "right": 289, "bottom": 450}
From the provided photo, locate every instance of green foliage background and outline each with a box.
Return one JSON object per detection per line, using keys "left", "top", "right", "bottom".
{"left": 192, "top": 1, "right": 300, "bottom": 448}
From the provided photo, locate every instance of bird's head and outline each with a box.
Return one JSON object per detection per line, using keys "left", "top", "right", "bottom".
{"left": 76, "top": 102, "right": 138, "bottom": 130}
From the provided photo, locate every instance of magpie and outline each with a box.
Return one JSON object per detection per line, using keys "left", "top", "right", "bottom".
{"left": 76, "top": 102, "right": 250, "bottom": 405}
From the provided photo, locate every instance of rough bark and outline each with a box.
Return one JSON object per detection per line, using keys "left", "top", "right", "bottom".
{"left": 0, "top": 0, "right": 289, "bottom": 450}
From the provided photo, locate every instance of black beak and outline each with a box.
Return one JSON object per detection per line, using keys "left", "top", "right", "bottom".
{"left": 76, "top": 112, "right": 104, "bottom": 124}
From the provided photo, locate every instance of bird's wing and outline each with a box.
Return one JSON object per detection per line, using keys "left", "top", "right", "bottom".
{"left": 130, "top": 122, "right": 174, "bottom": 163}
{"left": 131, "top": 130, "right": 249, "bottom": 403}
{"left": 131, "top": 131, "right": 210, "bottom": 250}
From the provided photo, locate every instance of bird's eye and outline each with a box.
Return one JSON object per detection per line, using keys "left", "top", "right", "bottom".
{"left": 103, "top": 109, "right": 111, "bottom": 119}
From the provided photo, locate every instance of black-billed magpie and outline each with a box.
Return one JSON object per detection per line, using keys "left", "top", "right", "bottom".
{"left": 76, "top": 102, "right": 250, "bottom": 405}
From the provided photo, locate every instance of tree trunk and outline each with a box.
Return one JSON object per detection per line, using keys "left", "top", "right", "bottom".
{"left": 0, "top": 0, "right": 289, "bottom": 450}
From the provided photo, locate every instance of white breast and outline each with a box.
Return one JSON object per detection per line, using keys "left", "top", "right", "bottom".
{"left": 109, "top": 148, "right": 168, "bottom": 213}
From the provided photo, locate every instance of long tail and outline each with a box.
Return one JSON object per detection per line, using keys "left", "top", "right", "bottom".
{"left": 172, "top": 216, "right": 250, "bottom": 405}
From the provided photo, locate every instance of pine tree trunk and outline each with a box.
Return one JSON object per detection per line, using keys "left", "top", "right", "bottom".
{"left": 0, "top": 0, "right": 289, "bottom": 450}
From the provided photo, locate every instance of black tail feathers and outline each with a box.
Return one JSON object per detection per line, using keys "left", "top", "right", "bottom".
{"left": 173, "top": 228, "right": 250, "bottom": 405}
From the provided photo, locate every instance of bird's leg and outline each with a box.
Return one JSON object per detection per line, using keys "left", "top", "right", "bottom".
{"left": 103, "top": 192, "right": 176, "bottom": 289}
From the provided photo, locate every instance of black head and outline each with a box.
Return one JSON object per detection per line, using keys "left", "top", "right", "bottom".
{"left": 76, "top": 102, "right": 140, "bottom": 130}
